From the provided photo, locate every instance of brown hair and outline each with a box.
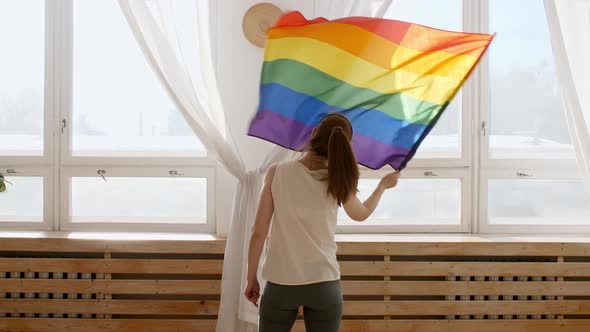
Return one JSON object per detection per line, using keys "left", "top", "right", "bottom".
{"left": 308, "top": 114, "right": 359, "bottom": 205}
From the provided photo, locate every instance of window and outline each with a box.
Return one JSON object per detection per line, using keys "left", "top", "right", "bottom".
{"left": 72, "top": 1, "right": 205, "bottom": 157}
{"left": 71, "top": 178, "right": 206, "bottom": 224}
{"left": 487, "top": 0, "right": 573, "bottom": 160}
{"left": 479, "top": 0, "right": 588, "bottom": 233}
{"left": 487, "top": 178, "right": 590, "bottom": 226}
{"left": 64, "top": 168, "right": 213, "bottom": 232}
{"left": 2, "top": 0, "right": 588, "bottom": 235}
{"left": 337, "top": 169, "right": 468, "bottom": 233}
{"left": 0, "top": 175, "right": 44, "bottom": 223}
{"left": 0, "top": 1, "right": 45, "bottom": 157}
{"left": 385, "top": 0, "right": 463, "bottom": 160}
{"left": 339, "top": 0, "right": 470, "bottom": 232}
{"left": 0, "top": 1, "right": 216, "bottom": 232}
{"left": 338, "top": 0, "right": 588, "bottom": 233}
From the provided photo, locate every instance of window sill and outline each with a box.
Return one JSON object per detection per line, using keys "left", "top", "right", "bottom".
{"left": 0, "top": 231, "right": 588, "bottom": 244}
{"left": 0, "top": 230, "right": 223, "bottom": 241}
{"left": 335, "top": 233, "right": 590, "bottom": 243}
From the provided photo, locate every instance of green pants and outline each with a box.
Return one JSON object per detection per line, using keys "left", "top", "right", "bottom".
{"left": 258, "top": 280, "right": 343, "bottom": 332}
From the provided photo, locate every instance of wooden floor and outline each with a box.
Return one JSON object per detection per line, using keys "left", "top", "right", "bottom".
{"left": 1, "top": 236, "right": 590, "bottom": 331}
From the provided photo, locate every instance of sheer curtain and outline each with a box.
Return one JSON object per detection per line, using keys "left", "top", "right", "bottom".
{"left": 545, "top": 0, "right": 590, "bottom": 190}
{"left": 118, "top": 1, "right": 395, "bottom": 331}
{"left": 117, "top": 2, "right": 282, "bottom": 332}
{"left": 118, "top": 0, "right": 243, "bottom": 175}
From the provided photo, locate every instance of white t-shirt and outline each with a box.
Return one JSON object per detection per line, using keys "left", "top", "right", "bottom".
{"left": 262, "top": 160, "right": 340, "bottom": 285}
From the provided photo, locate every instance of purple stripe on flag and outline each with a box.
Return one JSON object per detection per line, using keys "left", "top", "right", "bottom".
{"left": 351, "top": 135, "right": 408, "bottom": 170}
{"left": 248, "top": 109, "right": 409, "bottom": 170}
{"left": 248, "top": 109, "right": 313, "bottom": 151}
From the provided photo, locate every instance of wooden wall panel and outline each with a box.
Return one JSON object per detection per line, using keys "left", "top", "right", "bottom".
{"left": 1, "top": 237, "right": 590, "bottom": 331}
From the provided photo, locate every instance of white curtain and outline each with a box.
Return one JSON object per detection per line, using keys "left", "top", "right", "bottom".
{"left": 118, "top": 2, "right": 293, "bottom": 331}
{"left": 118, "top": 1, "right": 395, "bottom": 331}
{"left": 221, "top": 147, "right": 294, "bottom": 332}
{"left": 545, "top": 0, "right": 590, "bottom": 190}
{"left": 118, "top": 0, "right": 244, "bottom": 176}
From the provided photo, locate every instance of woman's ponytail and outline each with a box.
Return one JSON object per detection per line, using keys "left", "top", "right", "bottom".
{"left": 327, "top": 126, "right": 359, "bottom": 206}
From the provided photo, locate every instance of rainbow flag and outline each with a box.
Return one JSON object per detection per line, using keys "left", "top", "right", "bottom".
{"left": 248, "top": 11, "right": 493, "bottom": 170}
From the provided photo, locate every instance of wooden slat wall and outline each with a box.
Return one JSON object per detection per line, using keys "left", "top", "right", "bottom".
{"left": 0, "top": 238, "right": 224, "bottom": 332}
{"left": 1, "top": 238, "right": 590, "bottom": 331}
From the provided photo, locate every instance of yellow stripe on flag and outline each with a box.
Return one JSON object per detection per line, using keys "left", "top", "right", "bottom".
{"left": 264, "top": 37, "right": 461, "bottom": 105}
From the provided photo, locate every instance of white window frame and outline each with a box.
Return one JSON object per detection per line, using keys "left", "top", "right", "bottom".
{"left": 2, "top": 0, "right": 587, "bottom": 235}
{"left": 0, "top": 0, "right": 223, "bottom": 233}
{"left": 476, "top": 0, "right": 584, "bottom": 234}
{"left": 346, "top": 0, "right": 586, "bottom": 234}
{"left": 337, "top": 167, "right": 471, "bottom": 233}
{"left": 347, "top": 0, "right": 476, "bottom": 233}
{"left": 0, "top": 167, "right": 53, "bottom": 230}
{"left": 402, "top": 0, "right": 474, "bottom": 170}
{"left": 479, "top": 166, "right": 585, "bottom": 234}
{"left": 59, "top": 166, "right": 215, "bottom": 233}
{"left": 0, "top": 1, "right": 57, "bottom": 230}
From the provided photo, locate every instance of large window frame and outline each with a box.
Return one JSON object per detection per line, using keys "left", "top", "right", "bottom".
{"left": 1, "top": 0, "right": 586, "bottom": 235}
{"left": 0, "top": 1, "right": 221, "bottom": 233}
{"left": 339, "top": 0, "right": 477, "bottom": 233}
{"left": 59, "top": 166, "right": 215, "bottom": 233}
{"left": 344, "top": 0, "right": 585, "bottom": 234}
{"left": 336, "top": 167, "right": 472, "bottom": 233}
{"left": 476, "top": 0, "right": 583, "bottom": 234}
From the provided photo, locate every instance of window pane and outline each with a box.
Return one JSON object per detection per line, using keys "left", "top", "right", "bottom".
{"left": 0, "top": 177, "right": 43, "bottom": 222}
{"left": 488, "top": 179, "right": 590, "bottom": 225}
{"left": 385, "top": 0, "right": 461, "bottom": 31}
{"left": 72, "top": 1, "right": 205, "bottom": 157}
{"left": 385, "top": 0, "right": 462, "bottom": 159}
{"left": 488, "top": 0, "right": 574, "bottom": 159}
{"left": 71, "top": 177, "right": 207, "bottom": 223}
{"left": 338, "top": 178, "right": 461, "bottom": 225}
{"left": 0, "top": 1, "right": 44, "bottom": 156}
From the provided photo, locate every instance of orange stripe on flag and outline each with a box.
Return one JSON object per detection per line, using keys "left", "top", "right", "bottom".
{"left": 268, "top": 24, "right": 481, "bottom": 82}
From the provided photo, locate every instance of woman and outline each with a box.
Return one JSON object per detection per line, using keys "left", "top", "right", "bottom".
{"left": 245, "top": 113, "right": 400, "bottom": 332}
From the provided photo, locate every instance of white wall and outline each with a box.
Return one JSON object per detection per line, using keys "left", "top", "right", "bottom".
{"left": 213, "top": 0, "right": 314, "bottom": 235}
{"left": 215, "top": 0, "right": 314, "bottom": 170}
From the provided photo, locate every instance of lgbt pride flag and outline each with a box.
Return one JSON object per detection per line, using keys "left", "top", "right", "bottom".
{"left": 248, "top": 11, "right": 494, "bottom": 170}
